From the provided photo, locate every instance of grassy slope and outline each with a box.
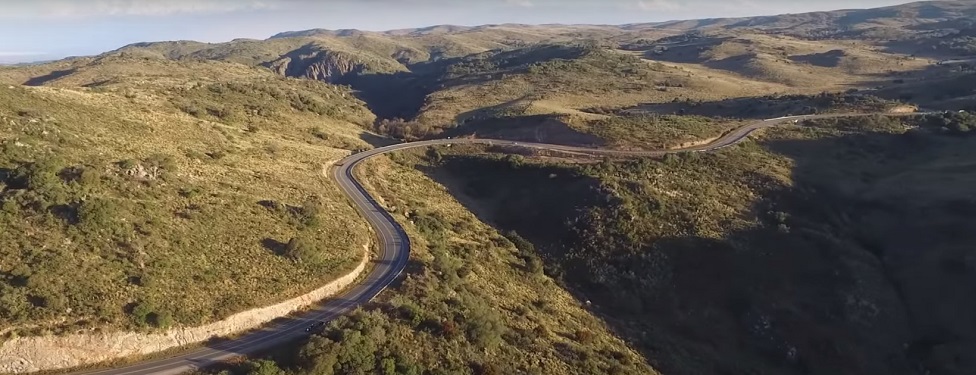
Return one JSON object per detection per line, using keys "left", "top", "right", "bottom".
{"left": 0, "top": 59, "right": 377, "bottom": 337}
{"left": 629, "top": 32, "right": 931, "bottom": 87}
{"left": 421, "top": 114, "right": 976, "bottom": 375}
{"left": 411, "top": 44, "right": 790, "bottom": 131}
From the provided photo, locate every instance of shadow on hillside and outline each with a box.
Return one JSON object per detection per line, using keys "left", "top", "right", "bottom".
{"left": 358, "top": 131, "right": 400, "bottom": 148}
{"left": 23, "top": 68, "right": 76, "bottom": 86}
{"left": 789, "top": 49, "right": 846, "bottom": 67}
{"left": 343, "top": 72, "right": 432, "bottom": 121}
{"left": 621, "top": 94, "right": 879, "bottom": 119}
{"left": 440, "top": 114, "right": 606, "bottom": 147}
{"left": 416, "top": 128, "right": 976, "bottom": 375}
{"left": 261, "top": 238, "right": 287, "bottom": 256}
{"left": 635, "top": 36, "right": 733, "bottom": 64}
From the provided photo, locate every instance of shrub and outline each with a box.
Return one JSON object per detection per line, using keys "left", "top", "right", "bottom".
{"left": 397, "top": 301, "right": 424, "bottom": 327}
{"left": 283, "top": 236, "right": 325, "bottom": 266}
{"left": 12, "top": 157, "right": 64, "bottom": 191}
{"left": 525, "top": 255, "right": 544, "bottom": 275}
{"left": 425, "top": 147, "right": 443, "bottom": 163}
{"left": 144, "top": 153, "right": 177, "bottom": 172}
{"left": 78, "top": 167, "right": 101, "bottom": 186}
{"left": 298, "top": 196, "right": 322, "bottom": 228}
{"left": 130, "top": 302, "right": 154, "bottom": 326}
{"left": 380, "top": 357, "right": 397, "bottom": 375}
{"left": 118, "top": 159, "right": 138, "bottom": 170}
{"left": 310, "top": 127, "right": 329, "bottom": 140}
{"left": 77, "top": 198, "right": 119, "bottom": 231}
{"left": 153, "top": 311, "right": 174, "bottom": 329}
{"left": 574, "top": 329, "right": 595, "bottom": 345}
{"left": 464, "top": 299, "right": 506, "bottom": 349}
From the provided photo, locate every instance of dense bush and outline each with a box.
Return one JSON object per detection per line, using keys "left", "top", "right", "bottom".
{"left": 918, "top": 111, "right": 976, "bottom": 134}
{"left": 283, "top": 236, "right": 325, "bottom": 266}
{"left": 171, "top": 79, "right": 373, "bottom": 127}
{"left": 77, "top": 198, "right": 120, "bottom": 231}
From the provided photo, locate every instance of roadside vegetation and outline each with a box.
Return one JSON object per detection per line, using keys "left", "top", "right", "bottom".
{"left": 411, "top": 113, "right": 976, "bottom": 375}
{"left": 616, "top": 92, "right": 908, "bottom": 119}
{"left": 578, "top": 114, "right": 741, "bottom": 150}
{"left": 202, "top": 154, "right": 656, "bottom": 375}
{"left": 0, "top": 67, "right": 374, "bottom": 337}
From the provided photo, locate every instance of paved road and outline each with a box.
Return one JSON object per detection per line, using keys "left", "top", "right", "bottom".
{"left": 71, "top": 112, "right": 911, "bottom": 375}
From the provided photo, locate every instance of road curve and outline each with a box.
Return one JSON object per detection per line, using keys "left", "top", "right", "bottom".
{"left": 70, "top": 112, "right": 901, "bottom": 375}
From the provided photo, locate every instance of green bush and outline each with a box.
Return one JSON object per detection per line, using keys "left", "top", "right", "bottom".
{"left": 283, "top": 236, "right": 325, "bottom": 266}
{"left": 243, "top": 360, "right": 286, "bottom": 375}
{"left": 77, "top": 167, "right": 101, "bottom": 187}
{"left": 130, "top": 302, "right": 154, "bottom": 327}
{"left": 299, "top": 196, "right": 322, "bottom": 228}
{"left": 12, "top": 157, "right": 64, "bottom": 192}
{"left": 77, "top": 198, "right": 120, "bottom": 231}
{"left": 153, "top": 311, "right": 174, "bottom": 329}
{"left": 396, "top": 301, "right": 424, "bottom": 327}
{"left": 463, "top": 298, "right": 506, "bottom": 349}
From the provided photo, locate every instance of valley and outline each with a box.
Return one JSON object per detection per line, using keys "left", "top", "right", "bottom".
{"left": 1, "top": 1, "right": 975, "bottom": 374}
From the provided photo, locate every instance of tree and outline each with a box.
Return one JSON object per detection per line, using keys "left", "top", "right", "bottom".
{"left": 14, "top": 157, "right": 63, "bottom": 191}
{"left": 425, "top": 147, "right": 443, "bottom": 163}
{"left": 243, "top": 360, "right": 285, "bottom": 375}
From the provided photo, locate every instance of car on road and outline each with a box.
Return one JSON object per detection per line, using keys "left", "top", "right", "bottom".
{"left": 305, "top": 321, "right": 325, "bottom": 333}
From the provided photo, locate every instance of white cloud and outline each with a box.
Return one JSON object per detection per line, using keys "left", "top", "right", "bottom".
{"left": 1, "top": 0, "right": 278, "bottom": 19}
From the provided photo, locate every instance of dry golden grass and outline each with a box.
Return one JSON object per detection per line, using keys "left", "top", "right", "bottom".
{"left": 650, "top": 33, "right": 931, "bottom": 88}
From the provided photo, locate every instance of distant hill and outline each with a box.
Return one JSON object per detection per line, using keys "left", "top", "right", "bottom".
{"left": 4, "top": 1, "right": 973, "bottom": 131}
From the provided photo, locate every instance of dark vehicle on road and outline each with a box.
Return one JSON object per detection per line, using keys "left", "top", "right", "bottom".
{"left": 305, "top": 321, "right": 325, "bottom": 333}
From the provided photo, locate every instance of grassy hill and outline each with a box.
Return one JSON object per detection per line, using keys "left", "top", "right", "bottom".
{"left": 0, "top": 59, "right": 378, "bottom": 337}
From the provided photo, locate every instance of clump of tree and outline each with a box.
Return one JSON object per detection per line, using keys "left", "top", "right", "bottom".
{"left": 171, "top": 79, "right": 373, "bottom": 127}
{"left": 504, "top": 231, "right": 544, "bottom": 275}
{"left": 373, "top": 118, "right": 434, "bottom": 140}
{"left": 919, "top": 110, "right": 976, "bottom": 135}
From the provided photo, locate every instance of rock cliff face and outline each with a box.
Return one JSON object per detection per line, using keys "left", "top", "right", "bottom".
{"left": 0, "top": 246, "right": 370, "bottom": 374}
{"left": 265, "top": 49, "right": 371, "bottom": 83}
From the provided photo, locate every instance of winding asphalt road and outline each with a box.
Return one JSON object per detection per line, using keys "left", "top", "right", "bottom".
{"left": 71, "top": 113, "right": 896, "bottom": 375}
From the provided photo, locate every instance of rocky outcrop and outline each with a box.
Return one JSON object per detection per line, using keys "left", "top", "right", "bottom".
{"left": 0, "top": 246, "right": 371, "bottom": 374}
{"left": 264, "top": 48, "right": 370, "bottom": 83}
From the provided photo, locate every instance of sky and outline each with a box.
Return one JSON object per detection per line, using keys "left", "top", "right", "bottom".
{"left": 0, "top": 0, "right": 913, "bottom": 63}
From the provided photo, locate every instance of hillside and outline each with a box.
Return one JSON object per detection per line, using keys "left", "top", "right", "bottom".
{"left": 0, "top": 59, "right": 378, "bottom": 337}
{"left": 208, "top": 153, "right": 659, "bottom": 374}
{"left": 414, "top": 112, "right": 976, "bottom": 375}
{"left": 3, "top": 1, "right": 967, "bottom": 139}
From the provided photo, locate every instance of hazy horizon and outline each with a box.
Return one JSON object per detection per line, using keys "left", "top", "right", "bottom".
{"left": 0, "top": 0, "right": 916, "bottom": 64}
